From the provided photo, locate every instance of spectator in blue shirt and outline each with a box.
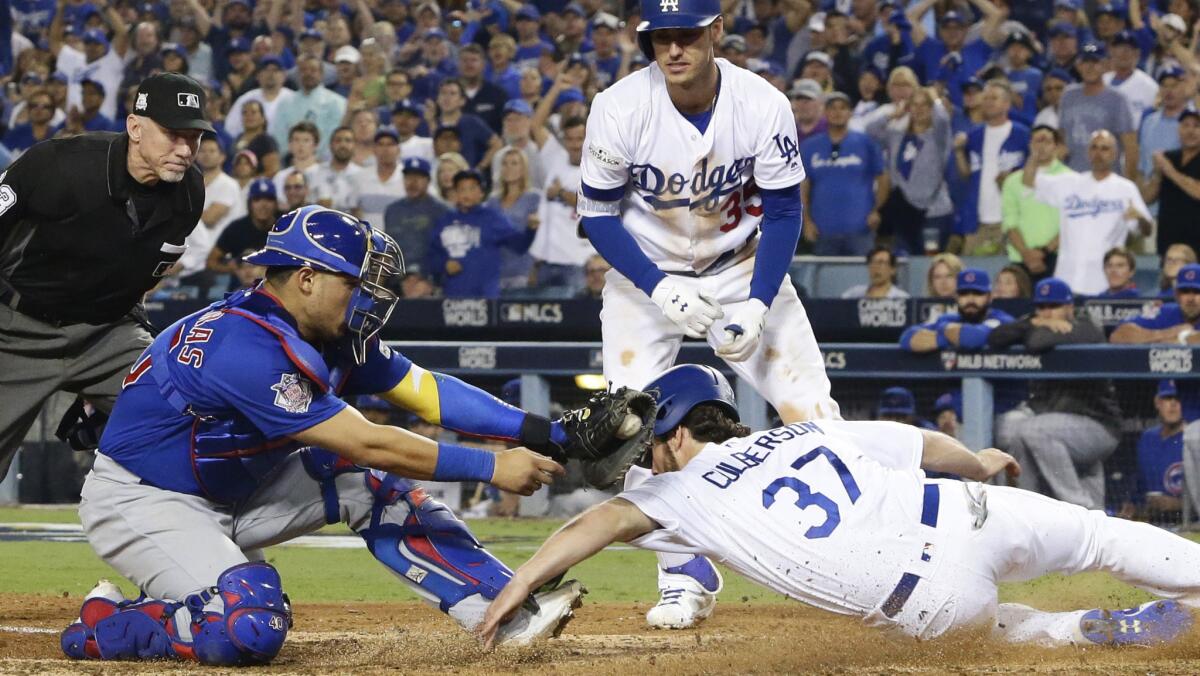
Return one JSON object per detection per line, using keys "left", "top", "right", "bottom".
{"left": 1003, "top": 31, "right": 1043, "bottom": 125}
{"left": 59, "top": 78, "right": 118, "bottom": 134}
{"left": 900, "top": 268, "right": 1015, "bottom": 351}
{"left": 430, "top": 79, "right": 502, "bottom": 171}
{"left": 513, "top": 5, "right": 553, "bottom": 71}
{"left": 3, "top": 89, "right": 55, "bottom": 155}
{"left": 909, "top": 4, "right": 1005, "bottom": 101}
{"left": 1134, "top": 379, "right": 1185, "bottom": 520}
{"left": 1113, "top": 263, "right": 1200, "bottom": 420}
{"left": 585, "top": 12, "right": 624, "bottom": 90}
{"left": 934, "top": 391, "right": 962, "bottom": 439}
{"left": 487, "top": 34, "right": 523, "bottom": 100}
{"left": 875, "top": 386, "right": 936, "bottom": 430}
{"left": 427, "top": 170, "right": 538, "bottom": 299}
{"left": 800, "top": 91, "right": 888, "bottom": 256}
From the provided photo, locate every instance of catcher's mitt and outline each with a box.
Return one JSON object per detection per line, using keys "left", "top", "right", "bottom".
{"left": 556, "top": 386, "right": 657, "bottom": 489}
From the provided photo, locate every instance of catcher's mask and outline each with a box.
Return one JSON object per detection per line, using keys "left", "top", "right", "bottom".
{"left": 644, "top": 364, "right": 739, "bottom": 437}
{"left": 244, "top": 206, "right": 403, "bottom": 365}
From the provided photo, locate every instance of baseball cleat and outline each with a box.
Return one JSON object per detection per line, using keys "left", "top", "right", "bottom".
{"left": 494, "top": 580, "right": 586, "bottom": 647}
{"left": 1079, "top": 600, "right": 1194, "bottom": 647}
{"left": 85, "top": 579, "right": 126, "bottom": 603}
{"left": 646, "top": 556, "right": 722, "bottom": 630}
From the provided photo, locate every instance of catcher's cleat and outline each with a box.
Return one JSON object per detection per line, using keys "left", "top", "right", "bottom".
{"left": 1079, "top": 600, "right": 1193, "bottom": 647}
{"left": 494, "top": 580, "right": 586, "bottom": 647}
{"left": 645, "top": 557, "right": 722, "bottom": 630}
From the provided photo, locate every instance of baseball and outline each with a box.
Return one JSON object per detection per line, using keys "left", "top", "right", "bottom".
{"left": 617, "top": 412, "right": 642, "bottom": 439}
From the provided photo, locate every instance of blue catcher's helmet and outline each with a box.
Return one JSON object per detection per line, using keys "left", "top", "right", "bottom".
{"left": 244, "top": 206, "right": 403, "bottom": 365}
{"left": 636, "top": 0, "right": 721, "bottom": 61}
{"left": 644, "top": 364, "right": 738, "bottom": 436}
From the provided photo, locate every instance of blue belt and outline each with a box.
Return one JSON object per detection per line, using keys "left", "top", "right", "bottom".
{"left": 881, "top": 483, "right": 940, "bottom": 619}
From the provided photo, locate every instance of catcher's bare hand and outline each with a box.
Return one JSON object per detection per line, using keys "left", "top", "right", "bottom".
{"left": 478, "top": 576, "right": 533, "bottom": 651}
{"left": 491, "top": 449, "right": 564, "bottom": 496}
{"left": 975, "top": 448, "right": 1020, "bottom": 481}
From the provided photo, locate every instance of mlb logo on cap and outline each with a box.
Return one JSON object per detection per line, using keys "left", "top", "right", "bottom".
{"left": 177, "top": 92, "right": 200, "bottom": 109}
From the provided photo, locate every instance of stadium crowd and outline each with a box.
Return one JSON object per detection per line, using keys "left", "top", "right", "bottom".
{"left": 4, "top": 0, "right": 1200, "bottom": 300}
{"left": 3, "top": 0, "right": 1200, "bottom": 520}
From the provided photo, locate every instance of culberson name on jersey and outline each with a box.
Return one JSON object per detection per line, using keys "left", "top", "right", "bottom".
{"left": 703, "top": 421, "right": 825, "bottom": 489}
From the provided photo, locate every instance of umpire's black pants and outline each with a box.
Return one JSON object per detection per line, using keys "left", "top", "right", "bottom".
{"left": 0, "top": 304, "right": 150, "bottom": 480}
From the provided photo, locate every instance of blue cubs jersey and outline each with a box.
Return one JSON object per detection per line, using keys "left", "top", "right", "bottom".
{"left": 100, "top": 288, "right": 414, "bottom": 504}
{"left": 1136, "top": 426, "right": 1184, "bottom": 498}
{"left": 1123, "top": 302, "right": 1197, "bottom": 330}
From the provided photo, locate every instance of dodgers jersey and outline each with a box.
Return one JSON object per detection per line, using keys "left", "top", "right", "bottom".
{"left": 621, "top": 421, "right": 936, "bottom": 618}
{"left": 578, "top": 59, "right": 805, "bottom": 274}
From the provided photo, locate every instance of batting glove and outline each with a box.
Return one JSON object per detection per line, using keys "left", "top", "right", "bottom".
{"left": 716, "top": 298, "right": 768, "bottom": 362}
{"left": 650, "top": 280, "right": 724, "bottom": 339}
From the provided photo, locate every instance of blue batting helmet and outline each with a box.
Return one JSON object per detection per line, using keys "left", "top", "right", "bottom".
{"left": 244, "top": 206, "right": 403, "bottom": 365}
{"left": 644, "top": 364, "right": 738, "bottom": 436}
{"left": 636, "top": 0, "right": 721, "bottom": 61}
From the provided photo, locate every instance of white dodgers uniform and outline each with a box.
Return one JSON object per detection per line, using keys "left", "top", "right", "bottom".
{"left": 620, "top": 420, "right": 1200, "bottom": 644}
{"left": 578, "top": 59, "right": 838, "bottom": 424}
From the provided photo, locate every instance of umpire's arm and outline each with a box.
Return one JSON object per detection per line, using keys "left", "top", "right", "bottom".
{"left": 478, "top": 498, "right": 656, "bottom": 649}
{"left": 0, "top": 141, "right": 49, "bottom": 237}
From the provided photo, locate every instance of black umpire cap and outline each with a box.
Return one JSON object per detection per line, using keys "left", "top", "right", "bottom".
{"left": 132, "top": 72, "right": 215, "bottom": 133}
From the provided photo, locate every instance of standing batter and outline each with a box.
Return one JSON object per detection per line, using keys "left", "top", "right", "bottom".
{"left": 577, "top": 0, "right": 839, "bottom": 627}
{"left": 481, "top": 365, "right": 1199, "bottom": 649}
{"left": 57, "top": 206, "right": 647, "bottom": 665}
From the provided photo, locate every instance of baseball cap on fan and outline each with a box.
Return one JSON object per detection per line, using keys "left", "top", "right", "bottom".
{"left": 133, "top": 72, "right": 215, "bottom": 133}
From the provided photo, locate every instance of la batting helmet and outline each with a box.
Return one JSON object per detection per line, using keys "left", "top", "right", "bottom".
{"left": 636, "top": 0, "right": 721, "bottom": 61}
{"left": 644, "top": 364, "right": 738, "bottom": 436}
{"left": 244, "top": 206, "right": 403, "bottom": 365}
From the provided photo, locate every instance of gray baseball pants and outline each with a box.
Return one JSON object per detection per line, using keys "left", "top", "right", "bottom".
{"left": 1005, "top": 411, "right": 1117, "bottom": 510}
{"left": 0, "top": 304, "right": 150, "bottom": 480}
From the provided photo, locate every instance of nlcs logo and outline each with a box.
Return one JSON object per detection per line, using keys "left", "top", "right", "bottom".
{"left": 661, "top": 0, "right": 679, "bottom": 11}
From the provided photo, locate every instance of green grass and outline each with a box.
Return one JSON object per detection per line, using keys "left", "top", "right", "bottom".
{"left": 0, "top": 508, "right": 1181, "bottom": 610}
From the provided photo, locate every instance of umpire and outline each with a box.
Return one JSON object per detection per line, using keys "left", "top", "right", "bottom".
{"left": 0, "top": 72, "right": 212, "bottom": 481}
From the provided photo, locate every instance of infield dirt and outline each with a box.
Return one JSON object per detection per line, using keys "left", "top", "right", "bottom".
{"left": 2, "top": 593, "right": 1199, "bottom": 674}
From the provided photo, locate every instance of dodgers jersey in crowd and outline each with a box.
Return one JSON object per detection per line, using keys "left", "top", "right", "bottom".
{"left": 577, "top": 58, "right": 804, "bottom": 274}
{"left": 620, "top": 420, "right": 934, "bottom": 617}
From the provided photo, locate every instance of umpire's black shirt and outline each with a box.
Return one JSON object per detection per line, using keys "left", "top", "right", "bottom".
{"left": 0, "top": 132, "right": 203, "bottom": 325}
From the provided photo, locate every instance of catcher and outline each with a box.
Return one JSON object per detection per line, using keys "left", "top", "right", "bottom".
{"left": 59, "top": 206, "right": 655, "bottom": 665}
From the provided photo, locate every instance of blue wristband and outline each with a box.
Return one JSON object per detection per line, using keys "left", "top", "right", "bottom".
{"left": 935, "top": 325, "right": 951, "bottom": 350}
{"left": 433, "top": 442, "right": 496, "bottom": 482}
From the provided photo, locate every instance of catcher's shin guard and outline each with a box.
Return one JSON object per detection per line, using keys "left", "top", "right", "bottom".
{"left": 191, "top": 562, "right": 290, "bottom": 666}
{"left": 358, "top": 470, "right": 514, "bottom": 626}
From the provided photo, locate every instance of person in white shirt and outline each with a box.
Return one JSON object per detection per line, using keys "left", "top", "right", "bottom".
{"left": 224, "top": 56, "right": 296, "bottom": 140}
{"left": 272, "top": 121, "right": 323, "bottom": 209}
{"left": 481, "top": 365, "right": 1200, "bottom": 649}
{"left": 357, "top": 126, "right": 406, "bottom": 229}
{"left": 841, "top": 246, "right": 911, "bottom": 299}
{"left": 390, "top": 99, "right": 435, "bottom": 162}
{"left": 1033, "top": 68, "right": 1071, "bottom": 130}
{"left": 178, "top": 136, "right": 242, "bottom": 279}
{"left": 1102, "top": 30, "right": 1159, "bottom": 126}
{"left": 529, "top": 115, "right": 595, "bottom": 294}
{"left": 1022, "top": 129, "right": 1153, "bottom": 295}
{"left": 49, "top": 0, "right": 128, "bottom": 121}
{"left": 313, "top": 126, "right": 364, "bottom": 216}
